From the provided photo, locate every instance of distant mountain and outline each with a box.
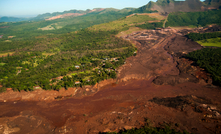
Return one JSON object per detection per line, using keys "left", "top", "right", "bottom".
{"left": 2, "top": 0, "right": 221, "bottom": 23}
{"left": 0, "top": 7, "right": 135, "bottom": 22}
{"left": 0, "top": 16, "right": 30, "bottom": 22}
{"left": 132, "top": 1, "right": 158, "bottom": 13}
{"left": 32, "top": 8, "right": 135, "bottom": 21}
{"left": 32, "top": 9, "right": 88, "bottom": 21}
{"left": 139, "top": 0, "right": 221, "bottom": 13}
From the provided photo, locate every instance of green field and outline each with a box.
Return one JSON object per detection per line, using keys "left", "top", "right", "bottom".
{"left": 197, "top": 37, "right": 221, "bottom": 47}
{"left": 89, "top": 15, "right": 156, "bottom": 31}
{"left": 0, "top": 63, "right": 6, "bottom": 66}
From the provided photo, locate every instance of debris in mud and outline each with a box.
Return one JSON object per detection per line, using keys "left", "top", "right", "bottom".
{"left": 149, "top": 95, "right": 221, "bottom": 117}
{"left": 153, "top": 73, "right": 198, "bottom": 86}
{"left": 164, "top": 35, "right": 203, "bottom": 56}
{"left": 153, "top": 57, "right": 213, "bottom": 86}
{"left": 0, "top": 111, "right": 55, "bottom": 134}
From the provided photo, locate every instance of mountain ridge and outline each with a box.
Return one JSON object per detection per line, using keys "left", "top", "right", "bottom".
{"left": 1, "top": 0, "right": 221, "bottom": 22}
{"left": 139, "top": 0, "right": 221, "bottom": 13}
{"left": 0, "top": 8, "right": 136, "bottom": 22}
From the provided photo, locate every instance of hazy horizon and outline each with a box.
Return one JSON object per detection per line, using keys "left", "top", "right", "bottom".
{"left": 0, "top": 0, "right": 157, "bottom": 18}
{"left": 0, "top": 0, "right": 206, "bottom": 18}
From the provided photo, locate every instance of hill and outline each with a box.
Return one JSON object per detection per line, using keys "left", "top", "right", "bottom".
{"left": 32, "top": 8, "right": 104, "bottom": 21}
{"left": 31, "top": 8, "right": 136, "bottom": 21}
{"left": 139, "top": 0, "right": 221, "bottom": 13}
{"left": 165, "top": 9, "right": 221, "bottom": 27}
{"left": 0, "top": 8, "right": 135, "bottom": 40}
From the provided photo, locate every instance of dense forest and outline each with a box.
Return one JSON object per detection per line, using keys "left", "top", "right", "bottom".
{"left": 166, "top": 10, "right": 221, "bottom": 27}
{"left": 187, "top": 31, "right": 221, "bottom": 41}
{"left": 185, "top": 48, "right": 221, "bottom": 86}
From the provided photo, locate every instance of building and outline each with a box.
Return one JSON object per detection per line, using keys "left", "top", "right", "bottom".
{"left": 75, "top": 65, "right": 80, "bottom": 69}
{"left": 75, "top": 81, "right": 81, "bottom": 84}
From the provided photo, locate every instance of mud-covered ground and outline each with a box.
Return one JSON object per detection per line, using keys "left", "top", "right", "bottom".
{"left": 0, "top": 25, "right": 221, "bottom": 134}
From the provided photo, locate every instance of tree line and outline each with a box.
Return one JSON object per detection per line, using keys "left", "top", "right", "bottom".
{"left": 185, "top": 48, "right": 221, "bottom": 86}
{"left": 166, "top": 10, "right": 221, "bottom": 27}
{"left": 187, "top": 32, "right": 221, "bottom": 41}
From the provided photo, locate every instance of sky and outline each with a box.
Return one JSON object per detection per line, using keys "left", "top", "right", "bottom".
{"left": 0, "top": 0, "right": 158, "bottom": 17}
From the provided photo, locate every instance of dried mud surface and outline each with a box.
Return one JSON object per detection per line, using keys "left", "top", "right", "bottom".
{"left": 0, "top": 26, "right": 221, "bottom": 134}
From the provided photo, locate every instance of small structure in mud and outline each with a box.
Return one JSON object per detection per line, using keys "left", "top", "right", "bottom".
{"left": 75, "top": 65, "right": 80, "bottom": 69}
{"left": 75, "top": 81, "right": 81, "bottom": 84}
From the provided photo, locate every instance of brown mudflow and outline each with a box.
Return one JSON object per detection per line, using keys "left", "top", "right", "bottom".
{"left": 0, "top": 26, "right": 221, "bottom": 134}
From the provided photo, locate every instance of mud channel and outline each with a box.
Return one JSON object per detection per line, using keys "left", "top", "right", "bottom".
{"left": 0, "top": 25, "right": 221, "bottom": 134}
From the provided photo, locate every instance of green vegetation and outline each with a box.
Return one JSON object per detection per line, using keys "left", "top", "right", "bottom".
{"left": 0, "top": 9, "right": 132, "bottom": 40}
{"left": 197, "top": 37, "right": 221, "bottom": 47}
{"left": 166, "top": 10, "right": 221, "bottom": 27}
{"left": 89, "top": 15, "right": 157, "bottom": 31}
{"left": 187, "top": 32, "right": 221, "bottom": 41}
{"left": 1, "top": 8, "right": 160, "bottom": 92}
{"left": 185, "top": 48, "right": 221, "bottom": 86}
{"left": 0, "top": 63, "right": 6, "bottom": 66}
{"left": 136, "top": 21, "right": 164, "bottom": 29}
{"left": 106, "top": 126, "right": 189, "bottom": 134}
{"left": 187, "top": 32, "right": 221, "bottom": 47}
{"left": 0, "top": 29, "right": 137, "bottom": 91}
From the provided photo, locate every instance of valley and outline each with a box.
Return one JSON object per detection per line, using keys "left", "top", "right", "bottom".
{"left": 1, "top": 0, "right": 221, "bottom": 134}
{"left": 0, "top": 26, "right": 221, "bottom": 134}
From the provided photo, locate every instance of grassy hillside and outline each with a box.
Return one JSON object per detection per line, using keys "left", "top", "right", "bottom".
{"left": 89, "top": 14, "right": 157, "bottom": 31}
{"left": 136, "top": 21, "right": 164, "bottom": 29}
{"left": 196, "top": 38, "right": 221, "bottom": 47}
{"left": 32, "top": 9, "right": 87, "bottom": 21}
